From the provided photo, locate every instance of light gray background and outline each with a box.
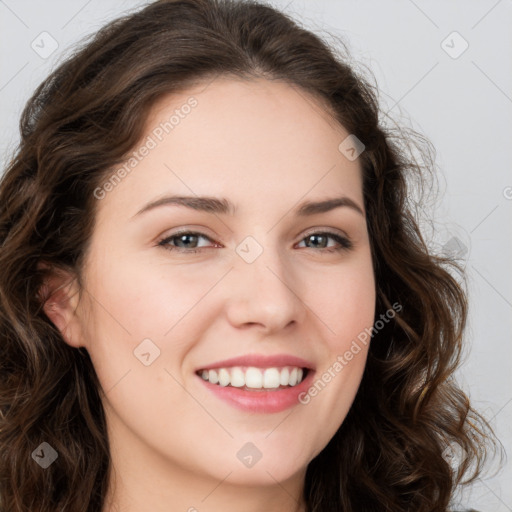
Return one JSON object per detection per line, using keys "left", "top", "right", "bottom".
{"left": 1, "top": 0, "right": 510, "bottom": 509}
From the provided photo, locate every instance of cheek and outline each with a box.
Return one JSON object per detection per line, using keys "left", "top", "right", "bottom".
{"left": 297, "top": 255, "right": 375, "bottom": 418}
{"left": 85, "top": 254, "right": 221, "bottom": 339}
{"left": 306, "top": 255, "right": 376, "bottom": 352}
{"left": 80, "top": 252, "right": 230, "bottom": 390}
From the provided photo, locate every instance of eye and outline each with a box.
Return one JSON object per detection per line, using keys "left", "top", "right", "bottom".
{"left": 296, "top": 232, "right": 352, "bottom": 253}
{"left": 157, "top": 230, "right": 352, "bottom": 254}
{"left": 158, "top": 231, "right": 217, "bottom": 253}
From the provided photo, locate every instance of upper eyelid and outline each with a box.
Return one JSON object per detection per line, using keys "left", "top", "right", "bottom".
{"left": 161, "top": 230, "right": 216, "bottom": 242}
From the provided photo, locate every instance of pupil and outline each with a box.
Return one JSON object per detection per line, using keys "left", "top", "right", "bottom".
{"left": 309, "top": 234, "right": 326, "bottom": 248}
{"left": 178, "top": 234, "right": 197, "bottom": 248}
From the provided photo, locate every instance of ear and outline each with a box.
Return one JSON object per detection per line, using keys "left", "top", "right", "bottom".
{"left": 38, "top": 262, "right": 85, "bottom": 349}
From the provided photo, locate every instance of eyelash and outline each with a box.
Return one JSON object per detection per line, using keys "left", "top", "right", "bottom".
{"left": 157, "top": 230, "right": 353, "bottom": 254}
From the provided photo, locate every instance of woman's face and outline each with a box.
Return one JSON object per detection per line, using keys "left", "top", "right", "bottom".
{"left": 63, "top": 77, "right": 375, "bottom": 496}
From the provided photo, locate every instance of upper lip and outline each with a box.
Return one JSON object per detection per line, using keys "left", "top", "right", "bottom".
{"left": 196, "top": 354, "right": 315, "bottom": 371}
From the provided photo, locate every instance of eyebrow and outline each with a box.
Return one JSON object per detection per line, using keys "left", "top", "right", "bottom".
{"left": 133, "top": 194, "right": 364, "bottom": 218}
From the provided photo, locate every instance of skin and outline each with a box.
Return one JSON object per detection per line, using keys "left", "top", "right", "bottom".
{"left": 43, "top": 77, "right": 376, "bottom": 512}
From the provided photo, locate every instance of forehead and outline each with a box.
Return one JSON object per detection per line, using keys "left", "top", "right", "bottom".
{"left": 147, "top": 76, "right": 349, "bottom": 163}
{"left": 96, "top": 77, "right": 363, "bottom": 219}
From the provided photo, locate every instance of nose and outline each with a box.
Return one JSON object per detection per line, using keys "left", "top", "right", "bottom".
{"left": 223, "top": 244, "right": 307, "bottom": 334}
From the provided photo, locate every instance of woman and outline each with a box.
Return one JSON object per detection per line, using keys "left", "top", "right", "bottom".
{"left": 0, "top": 0, "right": 498, "bottom": 510}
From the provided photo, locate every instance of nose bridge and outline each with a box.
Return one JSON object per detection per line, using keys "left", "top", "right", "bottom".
{"left": 224, "top": 233, "right": 305, "bottom": 331}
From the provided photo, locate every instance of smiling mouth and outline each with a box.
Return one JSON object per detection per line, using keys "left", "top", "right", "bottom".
{"left": 196, "top": 366, "right": 308, "bottom": 390}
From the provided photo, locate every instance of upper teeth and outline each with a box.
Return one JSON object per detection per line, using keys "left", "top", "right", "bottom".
{"left": 199, "top": 366, "right": 305, "bottom": 389}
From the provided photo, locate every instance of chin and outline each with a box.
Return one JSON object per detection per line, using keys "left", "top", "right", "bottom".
{"left": 218, "top": 459, "right": 308, "bottom": 487}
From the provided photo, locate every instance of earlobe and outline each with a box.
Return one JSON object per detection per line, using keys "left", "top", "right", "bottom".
{"left": 38, "top": 263, "right": 84, "bottom": 348}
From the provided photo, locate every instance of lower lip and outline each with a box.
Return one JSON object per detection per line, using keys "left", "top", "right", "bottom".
{"left": 197, "top": 370, "right": 315, "bottom": 413}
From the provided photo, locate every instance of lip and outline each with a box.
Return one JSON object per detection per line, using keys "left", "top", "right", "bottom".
{"left": 195, "top": 353, "right": 315, "bottom": 414}
{"left": 195, "top": 353, "right": 315, "bottom": 372}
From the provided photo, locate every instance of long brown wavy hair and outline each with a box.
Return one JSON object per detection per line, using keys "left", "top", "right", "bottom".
{"left": 0, "top": 0, "right": 499, "bottom": 510}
